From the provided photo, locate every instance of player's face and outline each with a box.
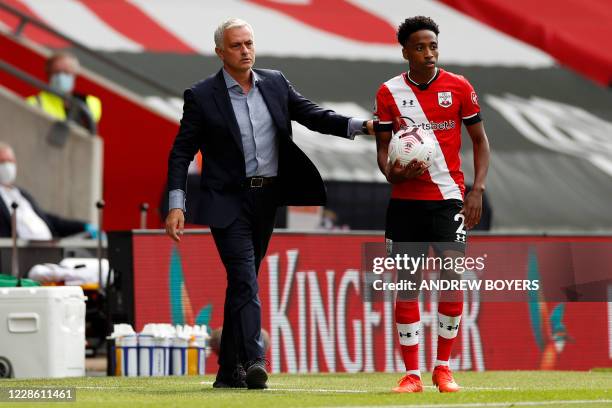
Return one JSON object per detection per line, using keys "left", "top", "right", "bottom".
{"left": 216, "top": 26, "right": 255, "bottom": 74}
{"left": 402, "top": 30, "right": 438, "bottom": 72}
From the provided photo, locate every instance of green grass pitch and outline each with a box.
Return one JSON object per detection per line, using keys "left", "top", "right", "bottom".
{"left": 1, "top": 371, "right": 611, "bottom": 407}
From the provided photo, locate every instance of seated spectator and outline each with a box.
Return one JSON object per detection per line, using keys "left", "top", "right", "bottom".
{"left": 26, "top": 51, "right": 101, "bottom": 127}
{"left": 0, "top": 142, "right": 97, "bottom": 239}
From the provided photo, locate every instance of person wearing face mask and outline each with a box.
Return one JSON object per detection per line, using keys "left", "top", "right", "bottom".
{"left": 26, "top": 51, "right": 102, "bottom": 128}
{"left": 0, "top": 142, "right": 98, "bottom": 239}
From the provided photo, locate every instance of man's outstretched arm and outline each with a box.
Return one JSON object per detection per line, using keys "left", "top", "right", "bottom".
{"left": 283, "top": 73, "right": 372, "bottom": 138}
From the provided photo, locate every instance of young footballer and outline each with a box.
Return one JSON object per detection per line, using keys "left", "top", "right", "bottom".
{"left": 374, "top": 16, "right": 490, "bottom": 393}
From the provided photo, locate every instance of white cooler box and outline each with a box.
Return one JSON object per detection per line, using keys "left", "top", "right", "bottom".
{"left": 0, "top": 286, "right": 86, "bottom": 378}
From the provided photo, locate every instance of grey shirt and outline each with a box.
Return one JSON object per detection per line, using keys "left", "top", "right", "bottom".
{"left": 169, "top": 69, "right": 366, "bottom": 211}
{"left": 223, "top": 68, "right": 278, "bottom": 177}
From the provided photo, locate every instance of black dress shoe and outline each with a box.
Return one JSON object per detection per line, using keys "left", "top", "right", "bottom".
{"left": 213, "top": 365, "right": 247, "bottom": 389}
{"left": 245, "top": 358, "right": 269, "bottom": 389}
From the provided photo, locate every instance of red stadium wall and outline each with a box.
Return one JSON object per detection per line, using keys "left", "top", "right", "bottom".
{"left": 131, "top": 232, "right": 612, "bottom": 373}
{"left": 0, "top": 33, "right": 178, "bottom": 230}
{"left": 438, "top": 0, "right": 612, "bottom": 86}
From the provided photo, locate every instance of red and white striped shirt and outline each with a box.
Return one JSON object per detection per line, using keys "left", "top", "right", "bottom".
{"left": 375, "top": 68, "right": 480, "bottom": 201}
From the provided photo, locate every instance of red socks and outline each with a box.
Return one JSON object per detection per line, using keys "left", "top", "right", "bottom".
{"left": 395, "top": 300, "right": 420, "bottom": 376}
{"left": 436, "top": 300, "right": 463, "bottom": 363}
{"left": 397, "top": 297, "right": 463, "bottom": 372}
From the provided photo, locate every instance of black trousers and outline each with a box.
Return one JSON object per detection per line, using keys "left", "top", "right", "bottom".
{"left": 210, "top": 184, "right": 278, "bottom": 373}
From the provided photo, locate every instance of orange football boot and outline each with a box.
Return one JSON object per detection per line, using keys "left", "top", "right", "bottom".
{"left": 392, "top": 374, "right": 423, "bottom": 393}
{"left": 432, "top": 365, "right": 460, "bottom": 392}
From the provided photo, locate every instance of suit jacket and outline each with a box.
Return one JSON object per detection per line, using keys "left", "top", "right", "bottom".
{"left": 0, "top": 187, "right": 86, "bottom": 238}
{"left": 168, "top": 68, "right": 352, "bottom": 228}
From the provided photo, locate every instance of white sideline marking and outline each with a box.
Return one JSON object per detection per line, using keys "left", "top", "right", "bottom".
{"left": 76, "top": 386, "right": 146, "bottom": 389}
{"left": 424, "top": 386, "right": 519, "bottom": 391}
{"left": 199, "top": 381, "right": 366, "bottom": 393}
{"left": 266, "top": 388, "right": 367, "bottom": 393}
{"left": 325, "top": 400, "right": 612, "bottom": 408}
{"left": 199, "top": 381, "right": 517, "bottom": 393}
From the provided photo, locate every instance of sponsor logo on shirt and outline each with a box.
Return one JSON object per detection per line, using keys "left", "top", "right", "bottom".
{"left": 401, "top": 116, "right": 457, "bottom": 131}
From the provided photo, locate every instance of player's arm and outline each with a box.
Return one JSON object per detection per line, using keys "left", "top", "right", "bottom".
{"left": 375, "top": 122, "right": 426, "bottom": 184}
{"left": 462, "top": 121, "right": 490, "bottom": 229}
{"left": 375, "top": 125, "right": 392, "bottom": 176}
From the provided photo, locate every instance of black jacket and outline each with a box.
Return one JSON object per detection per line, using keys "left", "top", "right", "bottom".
{"left": 0, "top": 187, "right": 86, "bottom": 238}
{"left": 167, "top": 68, "right": 352, "bottom": 228}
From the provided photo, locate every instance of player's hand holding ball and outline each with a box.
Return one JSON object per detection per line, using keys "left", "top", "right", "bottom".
{"left": 386, "top": 125, "right": 434, "bottom": 183}
{"left": 386, "top": 158, "right": 428, "bottom": 183}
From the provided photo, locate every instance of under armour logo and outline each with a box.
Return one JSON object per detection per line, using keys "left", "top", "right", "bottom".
{"left": 456, "top": 234, "right": 466, "bottom": 243}
{"left": 399, "top": 330, "right": 419, "bottom": 338}
{"left": 439, "top": 322, "right": 459, "bottom": 331}
{"left": 402, "top": 100, "right": 415, "bottom": 107}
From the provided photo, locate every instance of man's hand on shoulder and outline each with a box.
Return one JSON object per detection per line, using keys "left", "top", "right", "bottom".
{"left": 360, "top": 120, "right": 375, "bottom": 136}
{"left": 165, "top": 208, "right": 185, "bottom": 242}
{"left": 366, "top": 120, "right": 375, "bottom": 135}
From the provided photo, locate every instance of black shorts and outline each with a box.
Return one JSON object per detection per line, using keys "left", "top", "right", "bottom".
{"left": 385, "top": 198, "right": 467, "bottom": 254}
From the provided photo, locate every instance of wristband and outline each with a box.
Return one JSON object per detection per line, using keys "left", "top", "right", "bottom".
{"left": 374, "top": 120, "right": 393, "bottom": 132}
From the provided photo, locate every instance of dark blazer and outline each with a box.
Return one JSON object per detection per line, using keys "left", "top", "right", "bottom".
{"left": 0, "top": 188, "right": 86, "bottom": 238}
{"left": 168, "top": 68, "right": 352, "bottom": 228}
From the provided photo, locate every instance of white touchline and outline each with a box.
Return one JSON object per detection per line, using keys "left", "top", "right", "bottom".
{"left": 324, "top": 399, "right": 612, "bottom": 408}
{"left": 199, "top": 381, "right": 367, "bottom": 393}
{"left": 199, "top": 381, "right": 517, "bottom": 393}
{"left": 265, "top": 388, "right": 367, "bottom": 393}
{"left": 75, "top": 386, "right": 147, "bottom": 389}
{"left": 423, "top": 385, "right": 519, "bottom": 390}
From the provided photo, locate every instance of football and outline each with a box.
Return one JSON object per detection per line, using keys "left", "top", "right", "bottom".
{"left": 388, "top": 125, "right": 435, "bottom": 167}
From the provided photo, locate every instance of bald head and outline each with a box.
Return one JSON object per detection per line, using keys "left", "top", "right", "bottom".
{"left": 0, "top": 143, "right": 16, "bottom": 164}
{"left": 46, "top": 52, "right": 79, "bottom": 77}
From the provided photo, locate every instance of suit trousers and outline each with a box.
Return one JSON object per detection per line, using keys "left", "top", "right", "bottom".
{"left": 210, "top": 183, "right": 278, "bottom": 373}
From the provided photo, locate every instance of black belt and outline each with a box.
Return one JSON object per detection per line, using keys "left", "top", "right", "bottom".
{"left": 245, "top": 176, "right": 277, "bottom": 188}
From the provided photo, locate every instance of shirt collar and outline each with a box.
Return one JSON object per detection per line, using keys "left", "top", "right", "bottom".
{"left": 406, "top": 67, "right": 439, "bottom": 90}
{"left": 222, "top": 68, "right": 260, "bottom": 90}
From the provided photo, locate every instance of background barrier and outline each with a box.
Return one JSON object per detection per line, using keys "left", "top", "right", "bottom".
{"left": 109, "top": 231, "right": 612, "bottom": 373}
{"left": 0, "top": 87, "right": 102, "bottom": 224}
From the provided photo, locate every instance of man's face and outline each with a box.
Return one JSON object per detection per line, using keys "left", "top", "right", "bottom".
{"left": 402, "top": 30, "right": 438, "bottom": 71}
{"left": 48, "top": 56, "right": 78, "bottom": 79}
{"left": 215, "top": 26, "right": 255, "bottom": 73}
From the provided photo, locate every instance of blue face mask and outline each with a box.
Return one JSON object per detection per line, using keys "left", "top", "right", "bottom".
{"left": 49, "top": 72, "right": 75, "bottom": 94}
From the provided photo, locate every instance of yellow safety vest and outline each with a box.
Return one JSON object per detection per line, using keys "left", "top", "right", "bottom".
{"left": 26, "top": 91, "right": 102, "bottom": 123}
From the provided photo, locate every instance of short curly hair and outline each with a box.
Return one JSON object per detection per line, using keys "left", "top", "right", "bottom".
{"left": 397, "top": 16, "right": 439, "bottom": 47}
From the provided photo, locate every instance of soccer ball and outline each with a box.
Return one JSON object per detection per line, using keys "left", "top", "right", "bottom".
{"left": 388, "top": 125, "right": 435, "bottom": 167}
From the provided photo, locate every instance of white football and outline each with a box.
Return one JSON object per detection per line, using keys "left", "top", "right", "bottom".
{"left": 388, "top": 125, "right": 435, "bottom": 167}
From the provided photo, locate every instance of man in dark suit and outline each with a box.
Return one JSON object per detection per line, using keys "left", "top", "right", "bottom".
{"left": 165, "top": 18, "right": 371, "bottom": 389}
